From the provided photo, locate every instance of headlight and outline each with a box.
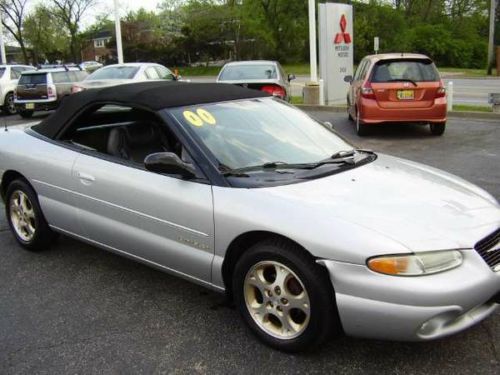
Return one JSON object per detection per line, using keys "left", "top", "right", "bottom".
{"left": 367, "top": 250, "right": 463, "bottom": 276}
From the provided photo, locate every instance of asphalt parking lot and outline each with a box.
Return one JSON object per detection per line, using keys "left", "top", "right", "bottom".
{"left": 0, "top": 111, "right": 499, "bottom": 374}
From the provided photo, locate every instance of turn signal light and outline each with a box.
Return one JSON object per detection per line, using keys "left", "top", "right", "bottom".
{"left": 367, "top": 250, "right": 463, "bottom": 276}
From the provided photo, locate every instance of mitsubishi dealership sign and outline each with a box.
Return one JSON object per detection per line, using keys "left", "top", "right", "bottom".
{"left": 319, "top": 2, "right": 354, "bottom": 104}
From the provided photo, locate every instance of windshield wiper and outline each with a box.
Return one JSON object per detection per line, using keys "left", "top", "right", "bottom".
{"left": 222, "top": 150, "right": 376, "bottom": 176}
{"left": 387, "top": 78, "right": 418, "bottom": 87}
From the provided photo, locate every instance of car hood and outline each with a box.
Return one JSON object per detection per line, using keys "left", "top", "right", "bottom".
{"left": 262, "top": 154, "right": 499, "bottom": 252}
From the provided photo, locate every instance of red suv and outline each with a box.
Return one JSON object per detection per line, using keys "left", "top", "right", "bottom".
{"left": 347, "top": 53, "right": 447, "bottom": 136}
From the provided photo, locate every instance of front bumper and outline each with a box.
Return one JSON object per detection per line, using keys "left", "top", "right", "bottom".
{"left": 359, "top": 97, "right": 447, "bottom": 124}
{"left": 319, "top": 249, "right": 499, "bottom": 341}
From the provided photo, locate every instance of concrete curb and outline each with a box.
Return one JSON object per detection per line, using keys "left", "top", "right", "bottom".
{"left": 295, "top": 104, "right": 500, "bottom": 120}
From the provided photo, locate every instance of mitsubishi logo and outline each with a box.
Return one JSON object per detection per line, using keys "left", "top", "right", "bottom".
{"left": 334, "top": 14, "right": 351, "bottom": 44}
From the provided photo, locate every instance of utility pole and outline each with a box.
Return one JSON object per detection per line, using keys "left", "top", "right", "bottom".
{"left": 308, "top": 0, "right": 317, "bottom": 82}
{"left": 487, "top": 0, "right": 497, "bottom": 75}
{"left": 0, "top": 10, "right": 6, "bottom": 64}
{"left": 114, "top": 0, "right": 124, "bottom": 64}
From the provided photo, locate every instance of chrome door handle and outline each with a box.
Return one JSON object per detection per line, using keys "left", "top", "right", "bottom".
{"left": 77, "top": 172, "right": 95, "bottom": 183}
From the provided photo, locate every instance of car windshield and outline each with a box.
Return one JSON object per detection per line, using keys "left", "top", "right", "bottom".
{"left": 86, "top": 66, "right": 139, "bottom": 80}
{"left": 371, "top": 59, "right": 439, "bottom": 82}
{"left": 219, "top": 64, "right": 278, "bottom": 80}
{"left": 0, "top": 68, "right": 5, "bottom": 78}
{"left": 169, "top": 98, "right": 353, "bottom": 171}
{"left": 19, "top": 73, "right": 47, "bottom": 85}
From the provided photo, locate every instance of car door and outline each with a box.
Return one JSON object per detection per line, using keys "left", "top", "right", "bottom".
{"left": 69, "top": 108, "right": 215, "bottom": 285}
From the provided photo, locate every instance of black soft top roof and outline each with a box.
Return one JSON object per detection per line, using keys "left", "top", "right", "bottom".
{"left": 33, "top": 81, "right": 269, "bottom": 139}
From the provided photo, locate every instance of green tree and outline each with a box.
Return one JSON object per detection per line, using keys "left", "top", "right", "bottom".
{"left": 23, "top": 5, "right": 71, "bottom": 64}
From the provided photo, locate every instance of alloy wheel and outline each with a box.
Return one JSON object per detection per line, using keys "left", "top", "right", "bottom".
{"left": 244, "top": 261, "right": 311, "bottom": 340}
{"left": 9, "top": 190, "right": 36, "bottom": 242}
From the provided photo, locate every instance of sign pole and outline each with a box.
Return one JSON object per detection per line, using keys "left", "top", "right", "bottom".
{"left": 487, "top": 0, "right": 497, "bottom": 75}
{"left": 114, "top": 0, "right": 124, "bottom": 64}
{"left": 374, "top": 37, "right": 379, "bottom": 54}
{"left": 308, "top": 0, "right": 317, "bottom": 82}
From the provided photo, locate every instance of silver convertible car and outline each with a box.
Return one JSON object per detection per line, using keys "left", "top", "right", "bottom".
{"left": 0, "top": 82, "right": 498, "bottom": 352}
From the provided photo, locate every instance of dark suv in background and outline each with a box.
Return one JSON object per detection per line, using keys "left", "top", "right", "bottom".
{"left": 15, "top": 66, "right": 88, "bottom": 118}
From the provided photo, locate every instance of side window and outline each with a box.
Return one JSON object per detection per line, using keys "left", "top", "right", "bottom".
{"left": 155, "top": 66, "right": 175, "bottom": 80}
{"left": 353, "top": 60, "right": 365, "bottom": 81}
{"left": 59, "top": 104, "right": 192, "bottom": 166}
{"left": 361, "top": 62, "right": 371, "bottom": 80}
{"left": 145, "top": 67, "right": 160, "bottom": 80}
{"left": 11, "top": 68, "right": 23, "bottom": 79}
{"left": 52, "top": 72, "right": 71, "bottom": 83}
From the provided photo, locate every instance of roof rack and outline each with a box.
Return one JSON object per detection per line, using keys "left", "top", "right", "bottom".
{"left": 35, "top": 64, "right": 83, "bottom": 71}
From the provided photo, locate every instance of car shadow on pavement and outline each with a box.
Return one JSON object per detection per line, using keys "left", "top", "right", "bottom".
{"left": 1, "top": 227, "right": 498, "bottom": 374}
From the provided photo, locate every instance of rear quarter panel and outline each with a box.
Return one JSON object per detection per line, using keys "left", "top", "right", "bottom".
{"left": 0, "top": 129, "right": 80, "bottom": 233}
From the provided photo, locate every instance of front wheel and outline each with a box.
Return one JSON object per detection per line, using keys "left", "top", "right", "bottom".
{"left": 19, "top": 110, "right": 34, "bottom": 119}
{"left": 232, "top": 239, "right": 339, "bottom": 352}
{"left": 430, "top": 122, "right": 446, "bottom": 136}
{"left": 5, "top": 179, "right": 57, "bottom": 251}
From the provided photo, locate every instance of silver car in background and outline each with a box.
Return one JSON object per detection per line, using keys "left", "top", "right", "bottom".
{"left": 0, "top": 82, "right": 498, "bottom": 353}
{"left": 71, "top": 62, "right": 178, "bottom": 93}
{"left": 216, "top": 60, "right": 295, "bottom": 101}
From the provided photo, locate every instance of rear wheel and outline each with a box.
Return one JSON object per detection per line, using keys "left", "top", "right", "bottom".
{"left": 232, "top": 239, "right": 339, "bottom": 352}
{"left": 19, "top": 110, "right": 34, "bottom": 119}
{"left": 355, "top": 108, "right": 368, "bottom": 136}
{"left": 347, "top": 97, "right": 353, "bottom": 121}
{"left": 2, "top": 92, "right": 16, "bottom": 115}
{"left": 430, "top": 122, "right": 446, "bottom": 136}
{"left": 5, "top": 179, "right": 57, "bottom": 251}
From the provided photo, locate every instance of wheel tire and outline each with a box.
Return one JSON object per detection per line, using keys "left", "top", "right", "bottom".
{"left": 347, "top": 97, "right": 353, "bottom": 121}
{"left": 430, "top": 122, "right": 446, "bottom": 136}
{"left": 355, "top": 108, "right": 368, "bottom": 136}
{"left": 19, "top": 110, "right": 34, "bottom": 119}
{"left": 2, "top": 92, "right": 16, "bottom": 115}
{"left": 5, "top": 179, "right": 57, "bottom": 251}
{"left": 232, "top": 238, "right": 340, "bottom": 353}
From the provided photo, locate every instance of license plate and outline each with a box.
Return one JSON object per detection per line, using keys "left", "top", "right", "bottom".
{"left": 25, "top": 103, "right": 35, "bottom": 109}
{"left": 397, "top": 90, "right": 414, "bottom": 100}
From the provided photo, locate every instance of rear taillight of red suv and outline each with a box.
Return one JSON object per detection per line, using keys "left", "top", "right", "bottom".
{"left": 436, "top": 86, "right": 446, "bottom": 98}
{"left": 361, "top": 83, "right": 375, "bottom": 99}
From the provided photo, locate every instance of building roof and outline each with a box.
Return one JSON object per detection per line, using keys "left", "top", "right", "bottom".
{"left": 32, "top": 81, "right": 270, "bottom": 139}
{"left": 94, "top": 30, "right": 112, "bottom": 39}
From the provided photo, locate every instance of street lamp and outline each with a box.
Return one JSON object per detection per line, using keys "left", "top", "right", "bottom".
{"left": 114, "top": 0, "right": 124, "bottom": 64}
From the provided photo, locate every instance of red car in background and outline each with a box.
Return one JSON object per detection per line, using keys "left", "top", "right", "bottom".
{"left": 347, "top": 53, "right": 447, "bottom": 136}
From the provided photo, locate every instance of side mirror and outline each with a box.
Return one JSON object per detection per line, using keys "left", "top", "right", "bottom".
{"left": 145, "top": 152, "right": 196, "bottom": 179}
{"left": 344, "top": 75, "right": 353, "bottom": 83}
{"left": 288, "top": 73, "right": 296, "bottom": 82}
{"left": 323, "top": 121, "right": 334, "bottom": 131}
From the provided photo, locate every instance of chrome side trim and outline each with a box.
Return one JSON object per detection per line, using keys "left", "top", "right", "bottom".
{"left": 33, "top": 179, "right": 209, "bottom": 237}
{"left": 50, "top": 225, "right": 225, "bottom": 293}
